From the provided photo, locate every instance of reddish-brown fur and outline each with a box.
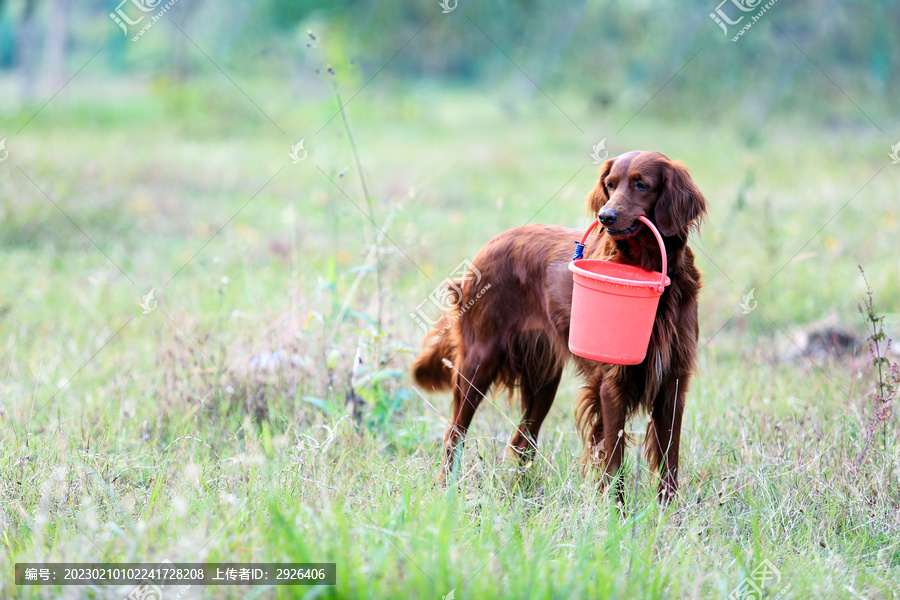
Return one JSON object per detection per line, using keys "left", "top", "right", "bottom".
{"left": 411, "top": 151, "right": 707, "bottom": 502}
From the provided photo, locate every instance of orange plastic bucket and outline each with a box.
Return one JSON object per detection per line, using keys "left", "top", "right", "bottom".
{"left": 568, "top": 216, "right": 670, "bottom": 365}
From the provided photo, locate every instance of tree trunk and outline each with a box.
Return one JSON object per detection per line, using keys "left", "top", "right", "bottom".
{"left": 19, "top": 0, "right": 40, "bottom": 103}
{"left": 44, "top": 0, "right": 70, "bottom": 90}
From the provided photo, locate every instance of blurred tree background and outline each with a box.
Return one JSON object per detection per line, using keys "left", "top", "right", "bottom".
{"left": 0, "top": 0, "right": 897, "bottom": 127}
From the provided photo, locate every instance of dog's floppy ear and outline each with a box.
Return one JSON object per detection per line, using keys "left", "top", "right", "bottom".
{"left": 585, "top": 158, "right": 616, "bottom": 217}
{"left": 654, "top": 160, "right": 707, "bottom": 237}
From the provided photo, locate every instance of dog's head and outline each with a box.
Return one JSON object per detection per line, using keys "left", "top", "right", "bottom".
{"left": 586, "top": 151, "right": 707, "bottom": 239}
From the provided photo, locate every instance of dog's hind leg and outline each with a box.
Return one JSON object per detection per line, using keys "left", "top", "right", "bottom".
{"left": 509, "top": 368, "right": 562, "bottom": 465}
{"left": 442, "top": 350, "right": 502, "bottom": 481}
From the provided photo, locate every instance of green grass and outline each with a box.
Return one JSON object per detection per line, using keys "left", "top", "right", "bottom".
{"left": 1, "top": 76, "right": 899, "bottom": 599}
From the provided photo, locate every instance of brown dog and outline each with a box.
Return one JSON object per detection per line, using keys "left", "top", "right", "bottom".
{"left": 411, "top": 151, "right": 707, "bottom": 501}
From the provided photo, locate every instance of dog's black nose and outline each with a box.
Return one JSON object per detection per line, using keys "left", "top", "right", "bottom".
{"left": 598, "top": 209, "right": 618, "bottom": 226}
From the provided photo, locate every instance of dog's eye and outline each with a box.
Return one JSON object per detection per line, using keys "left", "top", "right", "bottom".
{"left": 635, "top": 180, "right": 650, "bottom": 191}
{"left": 606, "top": 181, "right": 615, "bottom": 190}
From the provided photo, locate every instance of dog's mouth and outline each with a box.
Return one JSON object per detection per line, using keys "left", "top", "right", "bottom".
{"left": 604, "top": 220, "right": 642, "bottom": 238}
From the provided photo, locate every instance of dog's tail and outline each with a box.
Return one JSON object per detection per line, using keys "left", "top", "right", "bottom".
{"left": 411, "top": 278, "right": 463, "bottom": 391}
{"left": 410, "top": 315, "right": 456, "bottom": 391}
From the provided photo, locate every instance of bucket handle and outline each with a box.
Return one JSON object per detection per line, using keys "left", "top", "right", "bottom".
{"left": 572, "top": 215, "right": 668, "bottom": 293}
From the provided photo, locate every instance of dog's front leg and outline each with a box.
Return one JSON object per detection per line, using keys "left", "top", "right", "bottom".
{"left": 646, "top": 377, "right": 686, "bottom": 503}
{"left": 599, "top": 381, "right": 627, "bottom": 505}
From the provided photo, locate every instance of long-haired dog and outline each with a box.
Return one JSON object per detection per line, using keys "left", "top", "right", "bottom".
{"left": 412, "top": 151, "right": 707, "bottom": 501}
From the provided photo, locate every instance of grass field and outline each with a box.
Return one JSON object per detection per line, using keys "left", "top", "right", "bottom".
{"left": 1, "top": 73, "right": 899, "bottom": 599}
